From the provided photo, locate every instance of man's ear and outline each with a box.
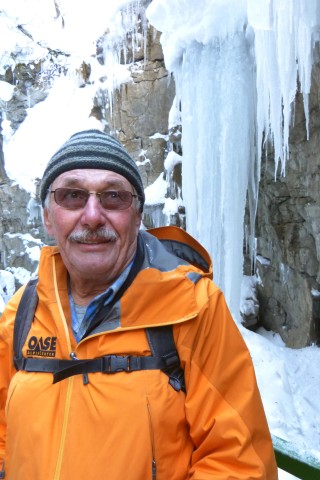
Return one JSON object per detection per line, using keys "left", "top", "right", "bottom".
{"left": 43, "top": 207, "right": 53, "bottom": 235}
{"left": 135, "top": 211, "right": 142, "bottom": 234}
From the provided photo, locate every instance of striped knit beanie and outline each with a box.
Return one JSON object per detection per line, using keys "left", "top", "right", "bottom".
{"left": 40, "top": 129, "right": 145, "bottom": 210}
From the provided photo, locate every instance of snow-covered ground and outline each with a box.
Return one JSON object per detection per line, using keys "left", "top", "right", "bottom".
{"left": 0, "top": 1, "right": 319, "bottom": 478}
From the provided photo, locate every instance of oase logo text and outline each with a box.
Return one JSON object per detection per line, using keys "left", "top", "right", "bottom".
{"left": 27, "top": 336, "right": 57, "bottom": 357}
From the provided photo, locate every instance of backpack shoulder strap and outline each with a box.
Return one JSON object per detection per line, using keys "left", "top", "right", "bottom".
{"left": 146, "top": 325, "right": 185, "bottom": 393}
{"left": 13, "top": 278, "right": 39, "bottom": 368}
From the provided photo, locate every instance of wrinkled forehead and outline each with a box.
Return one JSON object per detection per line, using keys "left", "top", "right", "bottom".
{"left": 51, "top": 168, "right": 134, "bottom": 191}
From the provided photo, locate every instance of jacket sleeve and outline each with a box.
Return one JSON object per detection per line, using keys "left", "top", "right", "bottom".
{"left": 0, "top": 299, "right": 19, "bottom": 476}
{"left": 178, "top": 281, "right": 278, "bottom": 480}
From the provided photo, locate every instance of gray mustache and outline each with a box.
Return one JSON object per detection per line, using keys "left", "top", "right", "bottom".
{"left": 68, "top": 228, "right": 118, "bottom": 243}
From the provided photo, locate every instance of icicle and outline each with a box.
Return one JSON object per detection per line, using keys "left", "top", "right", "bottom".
{"left": 250, "top": 0, "right": 320, "bottom": 177}
{"left": 26, "top": 197, "right": 42, "bottom": 226}
{"left": 177, "top": 31, "right": 256, "bottom": 317}
{"left": 100, "top": 0, "right": 149, "bottom": 115}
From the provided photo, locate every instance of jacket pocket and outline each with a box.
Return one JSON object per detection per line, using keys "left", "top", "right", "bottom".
{"left": 5, "top": 371, "right": 37, "bottom": 419}
{"left": 5, "top": 374, "right": 19, "bottom": 418}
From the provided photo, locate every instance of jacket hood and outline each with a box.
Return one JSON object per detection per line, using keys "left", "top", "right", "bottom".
{"left": 144, "top": 226, "right": 213, "bottom": 279}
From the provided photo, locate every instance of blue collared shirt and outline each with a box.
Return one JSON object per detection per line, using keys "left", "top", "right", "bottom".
{"left": 69, "top": 261, "right": 133, "bottom": 342}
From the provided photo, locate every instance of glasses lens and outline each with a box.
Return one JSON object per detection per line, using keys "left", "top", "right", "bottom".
{"left": 54, "top": 188, "right": 88, "bottom": 209}
{"left": 100, "top": 191, "right": 133, "bottom": 210}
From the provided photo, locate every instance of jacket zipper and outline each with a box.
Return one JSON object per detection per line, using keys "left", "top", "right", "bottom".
{"left": 53, "top": 376, "right": 74, "bottom": 480}
{"left": 52, "top": 259, "right": 75, "bottom": 480}
{"left": 146, "top": 397, "right": 157, "bottom": 480}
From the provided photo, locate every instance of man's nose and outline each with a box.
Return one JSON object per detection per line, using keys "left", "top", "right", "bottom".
{"left": 80, "top": 194, "right": 106, "bottom": 228}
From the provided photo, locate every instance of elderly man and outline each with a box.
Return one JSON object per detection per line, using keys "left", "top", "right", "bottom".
{"left": 0, "top": 129, "right": 278, "bottom": 479}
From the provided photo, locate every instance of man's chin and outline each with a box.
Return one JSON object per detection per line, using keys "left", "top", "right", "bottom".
{"left": 74, "top": 256, "right": 115, "bottom": 277}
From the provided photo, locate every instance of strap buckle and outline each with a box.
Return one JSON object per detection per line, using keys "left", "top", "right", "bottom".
{"left": 103, "top": 355, "right": 132, "bottom": 373}
{"left": 162, "top": 351, "right": 179, "bottom": 370}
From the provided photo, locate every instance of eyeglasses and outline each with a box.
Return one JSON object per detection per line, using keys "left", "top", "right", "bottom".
{"left": 49, "top": 188, "right": 140, "bottom": 211}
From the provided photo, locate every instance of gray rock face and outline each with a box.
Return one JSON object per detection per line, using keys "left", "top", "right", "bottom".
{"left": 0, "top": 181, "right": 44, "bottom": 287}
{"left": 254, "top": 58, "right": 320, "bottom": 347}
{"left": 111, "top": 56, "right": 175, "bottom": 187}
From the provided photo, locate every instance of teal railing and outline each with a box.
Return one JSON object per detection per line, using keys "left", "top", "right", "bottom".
{"left": 273, "top": 435, "right": 320, "bottom": 479}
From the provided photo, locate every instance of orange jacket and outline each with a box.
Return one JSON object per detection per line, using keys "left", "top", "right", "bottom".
{"left": 0, "top": 226, "right": 278, "bottom": 479}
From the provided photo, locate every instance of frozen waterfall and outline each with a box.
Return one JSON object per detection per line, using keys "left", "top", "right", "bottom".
{"left": 177, "top": 34, "right": 256, "bottom": 318}
{"left": 147, "top": 0, "right": 320, "bottom": 317}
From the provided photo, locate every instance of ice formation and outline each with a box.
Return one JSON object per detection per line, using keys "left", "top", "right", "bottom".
{"left": 147, "top": 0, "right": 320, "bottom": 316}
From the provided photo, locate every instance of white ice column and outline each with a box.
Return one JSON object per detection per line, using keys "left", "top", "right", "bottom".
{"left": 178, "top": 31, "right": 256, "bottom": 318}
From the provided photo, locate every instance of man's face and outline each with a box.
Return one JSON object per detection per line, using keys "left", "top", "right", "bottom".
{"left": 43, "top": 169, "right": 142, "bottom": 285}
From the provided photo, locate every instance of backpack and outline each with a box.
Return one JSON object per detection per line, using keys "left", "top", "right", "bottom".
{"left": 13, "top": 278, "right": 185, "bottom": 391}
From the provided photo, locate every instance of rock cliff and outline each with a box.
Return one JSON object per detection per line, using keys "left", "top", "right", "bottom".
{"left": 254, "top": 52, "right": 320, "bottom": 347}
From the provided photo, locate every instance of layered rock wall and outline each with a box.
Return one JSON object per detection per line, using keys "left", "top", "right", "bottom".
{"left": 254, "top": 57, "right": 320, "bottom": 347}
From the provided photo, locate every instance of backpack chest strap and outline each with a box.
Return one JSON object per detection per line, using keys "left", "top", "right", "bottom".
{"left": 14, "top": 352, "right": 180, "bottom": 385}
